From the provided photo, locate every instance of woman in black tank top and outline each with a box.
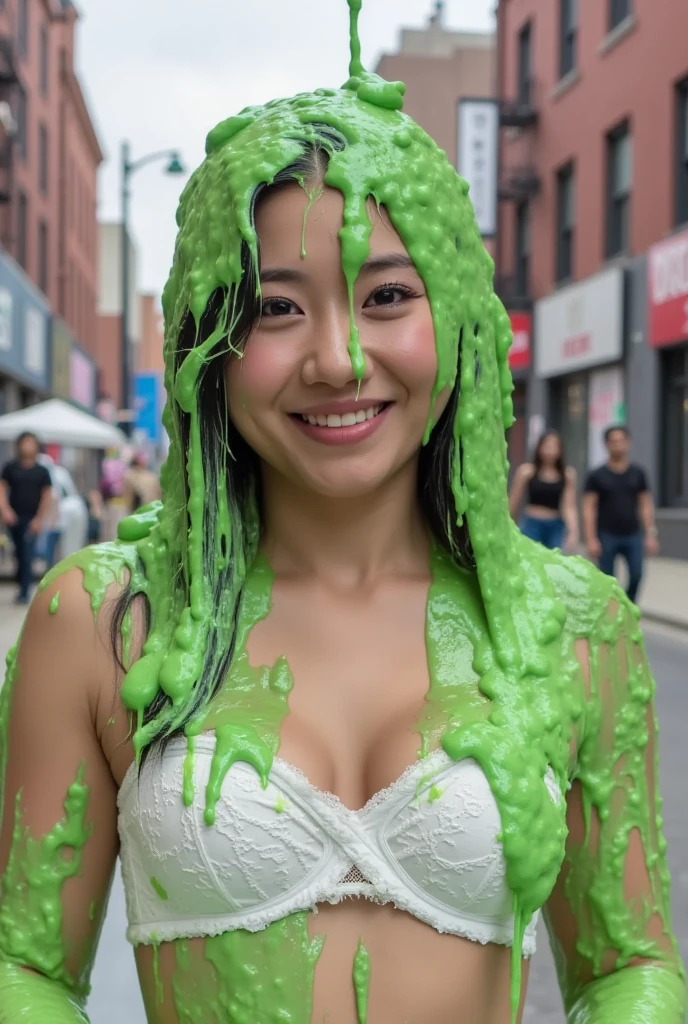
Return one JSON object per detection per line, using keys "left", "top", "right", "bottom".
{"left": 508, "top": 430, "right": 579, "bottom": 551}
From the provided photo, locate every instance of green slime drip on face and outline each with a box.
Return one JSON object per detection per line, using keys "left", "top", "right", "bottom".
{"left": 353, "top": 939, "right": 371, "bottom": 1024}
{"left": 170, "top": 915, "right": 323, "bottom": 1023}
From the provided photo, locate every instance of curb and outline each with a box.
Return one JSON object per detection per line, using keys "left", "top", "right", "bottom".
{"left": 640, "top": 610, "right": 688, "bottom": 633}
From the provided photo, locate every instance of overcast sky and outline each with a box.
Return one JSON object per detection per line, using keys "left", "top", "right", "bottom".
{"left": 75, "top": 0, "right": 494, "bottom": 298}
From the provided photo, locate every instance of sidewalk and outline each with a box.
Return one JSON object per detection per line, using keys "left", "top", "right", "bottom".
{"left": 1, "top": 555, "right": 687, "bottom": 665}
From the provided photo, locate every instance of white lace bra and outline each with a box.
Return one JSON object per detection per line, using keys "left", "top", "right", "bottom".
{"left": 118, "top": 733, "right": 561, "bottom": 952}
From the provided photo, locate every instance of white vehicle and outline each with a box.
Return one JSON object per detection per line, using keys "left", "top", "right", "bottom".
{"left": 36, "top": 457, "right": 88, "bottom": 559}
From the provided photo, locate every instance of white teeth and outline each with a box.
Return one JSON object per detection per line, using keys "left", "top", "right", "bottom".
{"left": 300, "top": 405, "right": 384, "bottom": 427}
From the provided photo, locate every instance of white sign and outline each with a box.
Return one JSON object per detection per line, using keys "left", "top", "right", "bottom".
{"left": 0, "top": 289, "right": 12, "bottom": 352}
{"left": 24, "top": 307, "right": 46, "bottom": 376}
{"left": 534, "top": 267, "right": 624, "bottom": 378}
{"left": 457, "top": 99, "right": 498, "bottom": 238}
{"left": 587, "top": 366, "right": 625, "bottom": 469}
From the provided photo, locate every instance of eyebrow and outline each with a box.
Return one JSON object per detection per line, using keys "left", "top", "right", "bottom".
{"left": 260, "top": 252, "right": 416, "bottom": 284}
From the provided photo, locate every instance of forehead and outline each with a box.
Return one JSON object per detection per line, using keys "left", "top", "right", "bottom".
{"left": 255, "top": 183, "right": 409, "bottom": 261}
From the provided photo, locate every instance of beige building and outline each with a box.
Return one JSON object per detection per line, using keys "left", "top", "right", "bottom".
{"left": 375, "top": 5, "right": 495, "bottom": 174}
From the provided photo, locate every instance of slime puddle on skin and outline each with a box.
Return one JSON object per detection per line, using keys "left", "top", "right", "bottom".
{"left": 0, "top": 0, "right": 684, "bottom": 1020}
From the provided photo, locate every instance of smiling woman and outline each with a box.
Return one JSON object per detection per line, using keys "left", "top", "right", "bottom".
{"left": 0, "top": 1, "right": 685, "bottom": 1023}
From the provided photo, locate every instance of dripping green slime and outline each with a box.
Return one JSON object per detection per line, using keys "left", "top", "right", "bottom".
{"left": 0, "top": 0, "right": 684, "bottom": 1022}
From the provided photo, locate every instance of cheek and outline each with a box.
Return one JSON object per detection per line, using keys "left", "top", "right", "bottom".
{"left": 225, "top": 341, "right": 291, "bottom": 420}
{"left": 384, "top": 314, "right": 438, "bottom": 395}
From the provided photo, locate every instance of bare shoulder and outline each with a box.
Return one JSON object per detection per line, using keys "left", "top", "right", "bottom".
{"left": 564, "top": 465, "right": 577, "bottom": 484}
{"left": 517, "top": 462, "right": 535, "bottom": 480}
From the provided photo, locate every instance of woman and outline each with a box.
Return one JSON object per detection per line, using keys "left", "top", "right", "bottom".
{"left": 0, "top": 4, "right": 684, "bottom": 1022}
{"left": 509, "top": 431, "right": 579, "bottom": 551}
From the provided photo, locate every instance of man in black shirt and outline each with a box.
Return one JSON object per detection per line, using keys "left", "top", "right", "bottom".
{"left": 583, "top": 425, "right": 659, "bottom": 603}
{"left": 0, "top": 432, "right": 53, "bottom": 604}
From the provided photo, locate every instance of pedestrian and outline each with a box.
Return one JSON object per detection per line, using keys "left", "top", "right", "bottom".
{"left": 583, "top": 425, "right": 659, "bottom": 603}
{"left": 0, "top": 7, "right": 684, "bottom": 1022}
{"left": 0, "top": 431, "right": 53, "bottom": 603}
{"left": 508, "top": 430, "right": 579, "bottom": 551}
{"left": 122, "top": 451, "right": 161, "bottom": 514}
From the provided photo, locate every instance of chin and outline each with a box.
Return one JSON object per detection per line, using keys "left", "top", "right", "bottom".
{"left": 291, "top": 463, "right": 400, "bottom": 501}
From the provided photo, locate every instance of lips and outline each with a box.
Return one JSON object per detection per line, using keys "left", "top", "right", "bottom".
{"left": 289, "top": 402, "right": 393, "bottom": 446}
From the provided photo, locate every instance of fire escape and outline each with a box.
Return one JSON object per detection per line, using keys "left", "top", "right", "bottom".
{"left": 495, "top": 67, "right": 540, "bottom": 311}
{"left": 0, "top": 36, "right": 19, "bottom": 244}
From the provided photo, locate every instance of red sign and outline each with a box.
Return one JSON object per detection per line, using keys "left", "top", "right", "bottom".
{"left": 648, "top": 229, "right": 688, "bottom": 347}
{"left": 508, "top": 312, "right": 531, "bottom": 370}
{"left": 561, "top": 333, "right": 591, "bottom": 361}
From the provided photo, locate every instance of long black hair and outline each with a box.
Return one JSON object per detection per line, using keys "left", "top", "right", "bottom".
{"left": 533, "top": 430, "right": 566, "bottom": 479}
{"left": 112, "top": 126, "right": 473, "bottom": 750}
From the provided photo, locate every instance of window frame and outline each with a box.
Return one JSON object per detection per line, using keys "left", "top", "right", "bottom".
{"left": 17, "top": 191, "right": 28, "bottom": 270}
{"left": 605, "top": 121, "right": 632, "bottom": 258}
{"left": 556, "top": 161, "right": 575, "bottom": 283}
{"left": 39, "top": 24, "right": 49, "bottom": 97}
{"left": 517, "top": 20, "right": 533, "bottom": 106}
{"left": 675, "top": 77, "right": 688, "bottom": 227}
{"left": 38, "top": 220, "right": 48, "bottom": 295}
{"left": 609, "top": 0, "right": 632, "bottom": 31}
{"left": 17, "top": 0, "right": 28, "bottom": 59}
{"left": 16, "top": 87, "right": 27, "bottom": 162}
{"left": 515, "top": 201, "right": 530, "bottom": 298}
{"left": 38, "top": 123, "right": 48, "bottom": 195}
{"left": 662, "top": 346, "right": 688, "bottom": 507}
{"left": 559, "top": 0, "right": 577, "bottom": 79}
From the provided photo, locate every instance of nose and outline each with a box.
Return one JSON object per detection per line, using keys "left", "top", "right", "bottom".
{"left": 301, "top": 308, "right": 369, "bottom": 389}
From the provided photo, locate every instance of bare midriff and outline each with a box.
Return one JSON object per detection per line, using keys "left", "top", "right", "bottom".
{"left": 134, "top": 904, "right": 528, "bottom": 1024}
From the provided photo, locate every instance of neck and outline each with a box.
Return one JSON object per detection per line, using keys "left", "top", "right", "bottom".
{"left": 608, "top": 456, "right": 629, "bottom": 471}
{"left": 18, "top": 456, "right": 35, "bottom": 468}
{"left": 260, "top": 458, "right": 430, "bottom": 587}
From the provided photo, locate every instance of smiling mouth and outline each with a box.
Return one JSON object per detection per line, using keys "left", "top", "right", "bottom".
{"left": 294, "top": 403, "right": 390, "bottom": 428}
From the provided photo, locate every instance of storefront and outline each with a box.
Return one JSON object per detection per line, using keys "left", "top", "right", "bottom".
{"left": 647, "top": 228, "right": 688, "bottom": 509}
{"left": 506, "top": 311, "right": 531, "bottom": 473}
{"left": 534, "top": 266, "right": 626, "bottom": 484}
{"left": 0, "top": 251, "right": 50, "bottom": 461}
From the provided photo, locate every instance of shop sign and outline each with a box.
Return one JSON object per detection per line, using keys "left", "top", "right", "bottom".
{"left": 508, "top": 312, "right": 531, "bottom": 371}
{"left": 647, "top": 228, "right": 688, "bottom": 347}
{"left": 51, "top": 318, "right": 72, "bottom": 399}
{"left": 70, "top": 347, "right": 96, "bottom": 410}
{"left": 134, "top": 372, "right": 162, "bottom": 444}
{"left": 534, "top": 267, "right": 624, "bottom": 378}
{"left": 587, "top": 366, "right": 625, "bottom": 469}
{"left": 0, "top": 250, "right": 50, "bottom": 390}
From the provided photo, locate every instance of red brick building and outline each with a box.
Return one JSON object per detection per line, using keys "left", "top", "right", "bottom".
{"left": 0, "top": 0, "right": 101, "bottom": 420}
{"left": 496, "top": 0, "right": 688, "bottom": 556}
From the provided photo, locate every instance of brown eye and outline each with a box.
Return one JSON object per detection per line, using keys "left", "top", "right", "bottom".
{"left": 364, "top": 284, "right": 414, "bottom": 308}
{"left": 262, "top": 298, "right": 301, "bottom": 317}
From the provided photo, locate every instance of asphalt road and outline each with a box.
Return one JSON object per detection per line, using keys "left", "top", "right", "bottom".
{"left": 1, "top": 605, "right": 686, "bottom": 1022}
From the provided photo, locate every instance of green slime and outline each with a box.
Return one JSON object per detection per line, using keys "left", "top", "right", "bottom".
{"left": 0, "top": 0, "right": 685, "bottom": 1021}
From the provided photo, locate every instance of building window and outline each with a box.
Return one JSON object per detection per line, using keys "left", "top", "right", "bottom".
{"left": 39, "top": 25, "right": 49, "bottom": 96}
{"left": 38, "top": 220, "right": 48, "bottom": 294}
{"left": 16, "top": 88, "right": 27, "bottom": 162}
{"left": 676, "top": 77, "right": 688, "bottom": 227}
{"left": 606, "top": 122, "right": 632, "bottom": 258}
{"left": 17, "top": 191, "right": 28, "bottom": 270}
{"left": 663, "top": 346, "right": 688, "bottom": 507}
{"left": 559, "top": 0, "right": 577, "bottom": 79}
{"left": 515, "top": 202, "right": 530, "bottom": 297}
{"left": 517, "top": 21, "right": 532, "bottom": 106}
{"left": 39, "top": 124, "right": 48, "bottom": 194}
{"left": 18, "top": 0, "right": 28, "bottom": 58}
{"left": 556, "top": 162, "right": 575, "bottom": 282}
{"left": 609, "top": 0, "right": 631, "bottom": 30}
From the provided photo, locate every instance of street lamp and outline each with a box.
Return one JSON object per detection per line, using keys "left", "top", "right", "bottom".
{"left": 120, "top": 142, "right": 185, "bottom": 434}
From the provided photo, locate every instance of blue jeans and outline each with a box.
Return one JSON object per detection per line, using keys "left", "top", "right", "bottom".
{"left": 9, "top": 519, "right": 36, "bottom": 601}
{"left": 599, "top": 532, "right": 644, "bottom": 604}
{"left": 520, "top": 515, "right": 566, "bottom": 550}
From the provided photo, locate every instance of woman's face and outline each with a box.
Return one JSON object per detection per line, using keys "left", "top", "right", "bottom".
{"left": 539, "top": 434, "right": 561, "bottom": 465}
{"left": 225, "top": 182, "right": 449, "bottom": 499}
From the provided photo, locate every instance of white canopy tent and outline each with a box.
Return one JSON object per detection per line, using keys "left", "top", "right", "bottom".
{"left": 0, "top": 399, "right": 127, "bottom": 450}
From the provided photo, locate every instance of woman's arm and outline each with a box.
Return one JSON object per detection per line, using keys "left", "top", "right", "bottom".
{"left": 508, "top": 464, "right": 532, "bottom": 520}
{"left": 561, "top": 467, "right": 579, "bottom": 551}
{"left": 0, "top": 570, "right": 121, "bottom": 1021}
{"left": 544, "top": 597, "right": 686, "bottom": 1022}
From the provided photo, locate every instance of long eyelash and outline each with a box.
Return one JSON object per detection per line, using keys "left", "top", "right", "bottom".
{"left": 377, "top": 280, "right": 415, "bottom": 295}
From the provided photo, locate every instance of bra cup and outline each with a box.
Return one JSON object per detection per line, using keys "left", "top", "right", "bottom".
{"left": 378, "top": 760, "right": 514, "bottom": 921}
{"left": 119, "top": 743, "right": 331, "bottom": 934}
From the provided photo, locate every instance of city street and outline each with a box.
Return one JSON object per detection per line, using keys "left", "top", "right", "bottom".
{"left": 1, "top": 591, "right": 686, "bottom": 1023}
